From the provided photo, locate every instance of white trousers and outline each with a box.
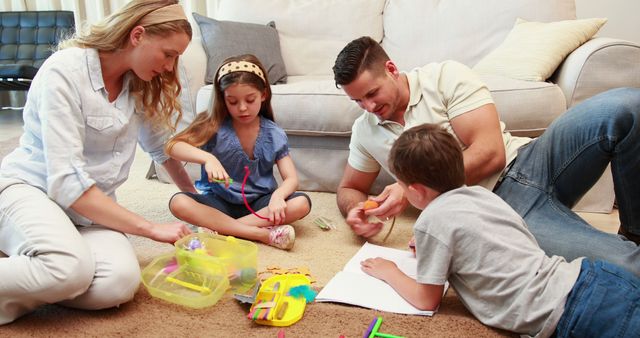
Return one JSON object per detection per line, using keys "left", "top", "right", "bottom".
{"left": 0, "top": 182, "right": 140, "bottom": 325}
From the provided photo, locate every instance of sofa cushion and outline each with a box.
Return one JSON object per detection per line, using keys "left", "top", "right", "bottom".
{"left": 473, "top": 17, "right": 607, "bottom": 81}
{"left": 197, "top": 75, "right": 565, "bottom": 138}
{"left": 481, "top": 75, "right": 566, "bottom": 137}
{"left": 196, "top": 76, "right": 362, "bottom": 136}
{"left": 211, "top": 0, "right": 385, "bottom": 77}
{"left": 381, "top": 0, "right": 576, "bottom": 71}
{"left": 192, "top": 13, "right": 287, "bottom": 85}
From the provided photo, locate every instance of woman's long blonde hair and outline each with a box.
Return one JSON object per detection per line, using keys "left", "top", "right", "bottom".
{"left": 58, "top": 0, "right": 192, "bottom": 132}
{"left": 166, "top": 54, "right": 274, "bottom": 152}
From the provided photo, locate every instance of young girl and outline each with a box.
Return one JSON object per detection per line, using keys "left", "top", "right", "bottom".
{"left": 166, "top": 54, "right": 311, "bottom": 250}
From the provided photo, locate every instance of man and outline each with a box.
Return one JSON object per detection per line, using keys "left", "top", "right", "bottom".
{"left": 333, "top": 36, "right": 640, "bottom": 276}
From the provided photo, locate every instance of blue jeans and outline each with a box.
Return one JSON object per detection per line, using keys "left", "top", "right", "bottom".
{"left": 554, "top": 259, "right": 640, "bottom": 337}
{"left": 495, "top": 88, "right": 640, "bottom": 276}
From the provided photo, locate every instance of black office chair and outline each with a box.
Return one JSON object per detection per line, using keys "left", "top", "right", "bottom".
{"left": 0, "top": 11, "right": 75, "bottom": 91}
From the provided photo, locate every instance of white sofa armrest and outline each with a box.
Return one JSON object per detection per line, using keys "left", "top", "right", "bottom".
{"left": 179, "top": 37, "right": 207, "bottom": 114}
{"left": 552, "top": 37, "right": 640, "bottom": 108}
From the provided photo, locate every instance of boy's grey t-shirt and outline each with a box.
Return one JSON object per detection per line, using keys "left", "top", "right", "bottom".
{"left": 415, "top": 186, "right": 582, "bottom": 337}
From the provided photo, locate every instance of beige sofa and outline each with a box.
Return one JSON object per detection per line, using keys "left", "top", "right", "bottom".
{"left": 152, "top": 0, "right": 640, "bottom": 213}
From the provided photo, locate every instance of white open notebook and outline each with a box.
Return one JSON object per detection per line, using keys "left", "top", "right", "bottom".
{"left": 316, "top": 242, "right": 448, "bottom": 316}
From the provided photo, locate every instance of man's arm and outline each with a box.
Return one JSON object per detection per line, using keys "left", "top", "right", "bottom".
{"left": 337, "top": 163, "right": 378, "bottom": 217}
{"left": 337, "top": 164, "right": 385, "bottom": 237}
{"left": 450, "top": 103, "right": 506, "bottom": 185}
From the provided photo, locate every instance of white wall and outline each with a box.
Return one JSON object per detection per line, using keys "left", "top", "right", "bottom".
{"left": 576, "top": 0, "right": 640, "bottom": 43}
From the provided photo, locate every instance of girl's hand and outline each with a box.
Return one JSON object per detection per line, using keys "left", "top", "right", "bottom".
{"left": 204, "top": 156, "right": 231, "bottom": 187}
{"left": 360, "top": 257, "right": 399, "bottom": 282}
{"left": 268, "top": 196, "right": 287, "bottom": 225}
{"left": 148, "top": 221, "right": 192, "bottom": 244}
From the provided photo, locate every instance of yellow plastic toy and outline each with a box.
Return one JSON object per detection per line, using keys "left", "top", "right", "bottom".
{"left": 248, "top": 274, "right": 311, "bottom": 327}
{"left": 175, "top": 233, "right": 258, "bottom": 294}
{"left": 141, "top": 253, "right": 229, "bottom": 309}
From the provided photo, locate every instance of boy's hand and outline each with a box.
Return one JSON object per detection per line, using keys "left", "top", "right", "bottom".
{"left": 346, "top": 203, "right": 383, "bottom": 238}
{"left": 360, "top": 257, "right": 400, "bottom": 282}
{"left": 268, "top": 197, "right": 287, "bottom": 225}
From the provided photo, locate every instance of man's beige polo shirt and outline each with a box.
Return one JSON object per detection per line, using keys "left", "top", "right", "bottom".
{"left": 347, "top": 60, "right": 531, "bottom": 190}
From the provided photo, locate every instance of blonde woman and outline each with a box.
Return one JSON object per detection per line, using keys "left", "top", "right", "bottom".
{"left": 0, "top": 0, "right": 196, "bottom": 324}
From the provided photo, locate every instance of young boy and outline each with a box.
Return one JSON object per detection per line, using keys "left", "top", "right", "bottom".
{"left": 360, "top": 123, "right": 640, "bottom": 337}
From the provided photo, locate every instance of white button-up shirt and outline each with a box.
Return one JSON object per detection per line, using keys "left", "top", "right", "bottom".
{"left": 0, "top": 47, "right": 170, "bottom": 224}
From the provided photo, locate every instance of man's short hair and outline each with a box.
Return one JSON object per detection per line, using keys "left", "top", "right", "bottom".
{"left": 389, "top": 124, "right": 465, "bottom": 193}
{"left": 333, "top": 36, "right": 390, "bottom": 87}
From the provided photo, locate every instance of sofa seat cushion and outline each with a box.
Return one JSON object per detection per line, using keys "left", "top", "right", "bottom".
{"left": 482, "top": 75, "right": 566, "bottom": 137}
{"left": 196, "top": 75, "right": 362, "bottom": 136}
{"left": 198, "top": 75, "right": 565, "bottom": 139}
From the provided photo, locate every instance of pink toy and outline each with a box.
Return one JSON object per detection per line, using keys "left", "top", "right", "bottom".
{"left": 242, "top": 165, "right": 270, "bottom": 221}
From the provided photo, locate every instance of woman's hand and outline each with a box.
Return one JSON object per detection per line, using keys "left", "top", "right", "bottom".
{"left": 147, "top": 221, "right": 192, "bottom": 244}
{"left": 268, "top": 196, "right": 287, "bottom": 225}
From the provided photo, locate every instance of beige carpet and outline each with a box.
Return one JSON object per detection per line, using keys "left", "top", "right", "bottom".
{"left": 0, "top": 136, "right": 513, "bottom": 337}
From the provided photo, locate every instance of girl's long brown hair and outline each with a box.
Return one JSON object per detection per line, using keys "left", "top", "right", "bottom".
{"left": 165, "top": 54, "right": 274, "bottom": 152}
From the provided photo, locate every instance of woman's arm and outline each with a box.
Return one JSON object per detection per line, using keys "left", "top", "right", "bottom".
{"left": 70, "top": 185, "right": 191, "bottom": 243}
{"left": 361, "top": 257, "right": 443, "bottom": 311}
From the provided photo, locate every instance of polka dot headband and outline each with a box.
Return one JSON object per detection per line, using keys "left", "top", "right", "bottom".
{"left": 217, "top": 61, "right": 266, "bottom": 83}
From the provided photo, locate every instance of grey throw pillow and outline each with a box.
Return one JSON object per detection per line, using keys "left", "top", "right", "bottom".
{"left": 192, "top": 13, "right": 287, "bottom": 85}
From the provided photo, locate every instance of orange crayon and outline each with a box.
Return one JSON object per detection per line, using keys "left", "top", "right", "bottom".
{"left": 363, "top": 200, "right": 379, "bottom": 210}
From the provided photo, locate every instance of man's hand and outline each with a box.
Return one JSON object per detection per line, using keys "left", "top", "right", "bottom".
{"left": 365, "top": 183, "right": 409, "bottom": 220}
{"left": 346, "top": 202, "right": 384, "bottom": 238}
{"left": 360, "top": 257, "right": 400, "bottom": 282}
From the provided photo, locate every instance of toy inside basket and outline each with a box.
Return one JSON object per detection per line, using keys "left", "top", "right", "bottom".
{"left": 141, "top": 253, "right": 229, "bottom": 309}
{"left": 174, "top": 233, "right": 258, "bottom": 294}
